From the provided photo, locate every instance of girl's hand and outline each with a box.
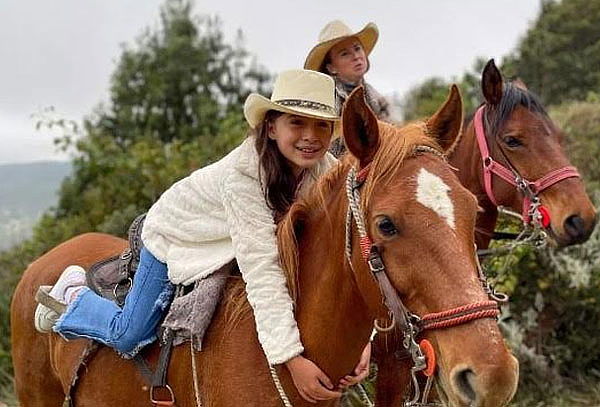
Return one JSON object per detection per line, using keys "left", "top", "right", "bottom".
{"left": 285, "top": 355, "right": 342, "bottom": 403}
{"left": 338, "top": 342, "right": 371, "bottom": 389}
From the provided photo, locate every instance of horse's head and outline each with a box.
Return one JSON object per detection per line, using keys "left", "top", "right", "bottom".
{"left": 477, "top": 59, "right": 597, "bottom": 246}
{"left": 342, "top": 86, "right": 518, "bottom": 407}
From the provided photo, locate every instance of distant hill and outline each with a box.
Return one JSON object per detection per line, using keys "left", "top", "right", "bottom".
{"left": 0, "top": 161, "right": 70, "bottom": 251}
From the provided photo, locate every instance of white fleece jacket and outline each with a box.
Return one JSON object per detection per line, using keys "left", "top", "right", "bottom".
{"left": 141, "top": 136, "right": 337, "bottom": 364}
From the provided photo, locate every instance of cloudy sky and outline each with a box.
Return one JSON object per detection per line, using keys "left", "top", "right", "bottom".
{"left": 0, "top": 0, "right": 540, "bottom": 164}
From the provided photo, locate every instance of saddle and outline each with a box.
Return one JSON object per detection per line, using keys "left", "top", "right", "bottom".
{"left": 65, "top": 213, "right": 177, "bottom": 407}
{"left": 73, "top": 213, "right": 231, "bottom": 406}
{"left": 86, "top": 213, "right": 146, "bottom": 306}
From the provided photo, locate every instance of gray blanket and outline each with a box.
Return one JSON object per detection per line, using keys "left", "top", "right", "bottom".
{"left": 162, "top": 263, "right": 233, "bottom": 350}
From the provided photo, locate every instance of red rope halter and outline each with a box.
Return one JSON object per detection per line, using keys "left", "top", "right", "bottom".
{"left": 419, "top": 300, "right": 500, "bottom": 331}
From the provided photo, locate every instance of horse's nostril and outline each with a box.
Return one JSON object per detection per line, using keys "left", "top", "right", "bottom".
{"left": 453, "top": 368, "right": 477, "bottom": 403}
{"left": 564, "top": 214, "right": 586, "bottom": 240}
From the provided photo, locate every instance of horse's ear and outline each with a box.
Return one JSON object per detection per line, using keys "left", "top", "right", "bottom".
{"left": 482, "top": 59, "right": 503, "bottom": 105}
{"left": 426, "top": 84, "right": 463, "bottom": 153}
{"left": 342, "top": 86, "right": 380, "bottom": 167}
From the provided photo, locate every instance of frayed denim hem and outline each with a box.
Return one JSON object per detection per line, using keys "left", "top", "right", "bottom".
{"left": 53, "top": 286, "right": 92, "bottom": 339}
{"left": 117, "top": 334, "right": 158, "bottom": 359}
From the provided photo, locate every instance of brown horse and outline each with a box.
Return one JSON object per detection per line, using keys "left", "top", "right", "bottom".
{"left": 454, "top": 59, "right": 596, "bottom": 249}
{"left": 11, "top": 86, "right": 518, "bottom": 406}
{"left": 373, "top": 60, "right": 598, "bottom": 406}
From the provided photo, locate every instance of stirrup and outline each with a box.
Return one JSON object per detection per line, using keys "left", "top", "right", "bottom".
{"left": 35, "top": 285, "right": 68, "bottom": 314}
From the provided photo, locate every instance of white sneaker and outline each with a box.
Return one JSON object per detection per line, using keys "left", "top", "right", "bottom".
{"left": 34, "top": 294, "right": 62, "bottom": 333}
{"left": 34, "top": 265, "right": 86, "bottom": 333}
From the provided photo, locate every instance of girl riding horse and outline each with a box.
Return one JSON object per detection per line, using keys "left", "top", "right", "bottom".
{"left": 33, "top": 69, "right": 370, "bottom": 403}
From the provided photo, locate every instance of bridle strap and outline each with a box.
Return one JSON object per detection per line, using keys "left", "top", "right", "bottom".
{"left": 367, "top": 246, "right": 414, "bottom": 335}
{"left": 530, "top": 166, "right": 580, "bottom": 193}
{"left": 473, "top": 106, "right": 581, "bottom": 222}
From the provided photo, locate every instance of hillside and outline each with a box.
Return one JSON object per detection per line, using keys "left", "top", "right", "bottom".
{"left": 0, "top": 161, "right": 70, "bottom": 251}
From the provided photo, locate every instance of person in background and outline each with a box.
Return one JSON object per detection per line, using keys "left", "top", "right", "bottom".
{"left": 305, "top": 20, "right": 392, "bottom": 157}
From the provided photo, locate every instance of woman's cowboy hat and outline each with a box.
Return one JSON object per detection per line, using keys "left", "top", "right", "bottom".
{"left": 304, "top": 20, "right": 379, "bottom": 72}
{"left": 244, "top": 69, "right": 339, "bottom": 129}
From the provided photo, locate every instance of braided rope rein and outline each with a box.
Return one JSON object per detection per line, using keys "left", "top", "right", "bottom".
{"left": 270, "top": 366, "right": 294, "bottom": 407}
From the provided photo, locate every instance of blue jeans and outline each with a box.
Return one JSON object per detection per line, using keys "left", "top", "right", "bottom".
{"left": 54, "top": 247, "right": 174, "bottom": 358}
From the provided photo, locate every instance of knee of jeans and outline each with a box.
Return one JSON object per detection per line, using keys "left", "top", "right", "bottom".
{"left": 112, "top": 327, "right": 152, "bottom": 355}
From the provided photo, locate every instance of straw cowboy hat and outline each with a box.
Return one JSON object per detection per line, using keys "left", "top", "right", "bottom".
{"left": 244, "top": 69, "right": 339, "bottom": 129}
{"left": 304, "top": 20, "right": 379, "bottom": 72}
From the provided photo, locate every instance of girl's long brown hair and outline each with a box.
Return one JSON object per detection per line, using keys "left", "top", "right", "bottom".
{"left": 254, "top": 110, "right": 299, "bottom": 222}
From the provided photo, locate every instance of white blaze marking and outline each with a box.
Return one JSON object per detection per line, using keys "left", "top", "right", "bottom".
{"left": 416, "top": 168, "right": 455, "bottom": 230}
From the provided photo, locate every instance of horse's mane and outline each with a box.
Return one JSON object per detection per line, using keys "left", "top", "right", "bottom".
{"left": 278, "top": 121, "right": 440, "bottom": 303}
{"left": 465, "top": 81, "right": 549, "bottom": 138}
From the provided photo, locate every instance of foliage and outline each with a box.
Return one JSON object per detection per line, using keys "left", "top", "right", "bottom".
{"left": 400, "top": 57, "right": 486, "bottom": 121}
{"left": 482, "top": 101, "right": 600, "bottom": 399}
{"left": 502, "top": 0, "right": 600, "bottom": 105}
{"left": 549, "top": 99, "right": 600, "bottom": 192}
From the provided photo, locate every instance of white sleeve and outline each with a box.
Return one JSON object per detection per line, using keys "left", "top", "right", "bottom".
{"left": 222, "top": 170, "right": 303, "bottom": 365}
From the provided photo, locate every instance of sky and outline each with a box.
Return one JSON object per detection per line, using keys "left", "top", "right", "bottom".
{"left": 0, "top": 0, "right": 541, "bottom": 164}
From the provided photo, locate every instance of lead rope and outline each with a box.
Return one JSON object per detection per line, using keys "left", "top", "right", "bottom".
{"left": 356, "top": 383, "right": 374, "bottom": 407}
{"left": 345, "top": 167, "right": 370, "bottom": 260}
{"left": 189, "top": 337, "right": 289, "bottom": 407}
{"left": 477, "top": 205, "right": 548, "bottom": 283}
{"left": 266, "top": 167, "right": 370, "bottom": 407}
{"left": 270, "top": 366, "right": 294, "bottom": 407}
{"left": 190, "top": 338, "right": 203, "bottom": 407}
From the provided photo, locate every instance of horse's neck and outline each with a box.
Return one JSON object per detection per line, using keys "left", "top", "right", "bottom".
{"left": 294, "top": 176, "right": 377, "bottom": 380}
{"left": 449, "top": 121, "right": 498, "bottom": 249}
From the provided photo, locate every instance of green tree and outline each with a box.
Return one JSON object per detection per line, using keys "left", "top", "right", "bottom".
{"left": 550, "top": 99, "right": 600, "bottom": 192}
{"left": 0, "top": 0, "right": 269, "bottom": 396}
{"left": 401, "top": 58, "right": 486, "bottom": 121}
{"left": 502, "top": 0, "right": 600, "bottom": 105}
{"left": 48, "top": 0, "right": 270, "bottom": 238}
{"left": 401, "top": 77, "right": 450, "bottom": 121}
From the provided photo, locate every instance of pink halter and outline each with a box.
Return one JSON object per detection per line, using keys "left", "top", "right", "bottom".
{"left": 473, "top": 106, "right": 580, "bottom": 227}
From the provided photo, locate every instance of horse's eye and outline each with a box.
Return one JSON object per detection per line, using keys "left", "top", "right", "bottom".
{"left": 503, "top": 136, "right": 522, "bottom": 148}
{"left": 377, "top": 217, "right": 398, "bottom": 236}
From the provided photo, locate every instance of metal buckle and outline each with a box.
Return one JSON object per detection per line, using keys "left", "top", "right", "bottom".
{"left": 150, "top": 384, "right": 175, "bottom": 407}
{"left": 120, "top": 249, "right": 133, "bottom": 261}
{"left": 515, "top": 176, "right": 529, "bottom": 191}
{"left": 367, "top": 253, "right": 385, "bottom": 274}
{"left": 113, "top": 277, "right": 133, "bottom": 302}
{"left": 374, "top": 313, "right": 396, "bottom": 332}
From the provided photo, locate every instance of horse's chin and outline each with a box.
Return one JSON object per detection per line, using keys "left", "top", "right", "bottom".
{"left": 546, "top": 226, "right": 573, "bottom": 248}
{"left": 435, "top": 380, "right": 451, "bottom": 406}
{"left": 435, "top": 378, "right": 479, "bottom": 407}
{"left": 435, "top": 379, "right": 462, "bottom": 407}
